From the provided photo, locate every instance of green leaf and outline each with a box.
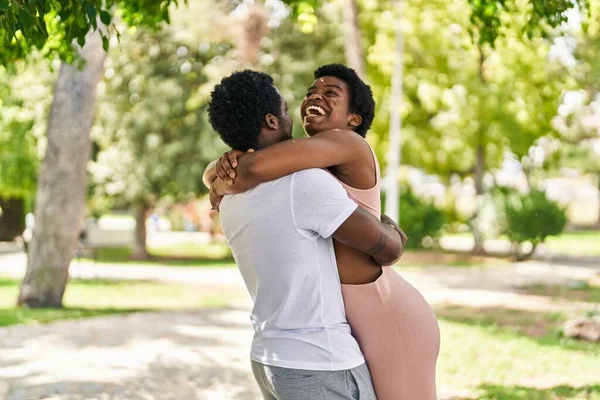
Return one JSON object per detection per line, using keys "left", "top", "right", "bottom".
{"left": 18, "top": 9, "right": 34, "bottom": 29}
{"left": 45, "top": 1, "right": 56, "bottom": 13}
{"left": 58, "top": 7, "right": 71, "bottom": 21}
{"left": 83, "top": 3, "right": 98, "bottom": 29}
{"left": 1, "top": 0, "right": 185, "bottom": 64}
{"left": 100, "top": 10, "right": 112, "bottom": 26}
{"left": 101, "top": 34, "right": 109, "bottom": 51}
{"left": 84, "top": 3, "right": 97, "bottom": 22}
{"left": 77, "top": 11, "right": 88, "bottom": 28}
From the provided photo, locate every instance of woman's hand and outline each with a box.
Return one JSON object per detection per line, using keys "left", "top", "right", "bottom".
{"left": 380, "top": 214, "right": 408, "bottom": 259}
{"left": 215, "top": 149, "right": 252, "bottom": 184}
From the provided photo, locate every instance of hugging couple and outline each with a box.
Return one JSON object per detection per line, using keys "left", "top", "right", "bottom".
{"left": 203, "top": 64, "right": 440, "bottom": 400}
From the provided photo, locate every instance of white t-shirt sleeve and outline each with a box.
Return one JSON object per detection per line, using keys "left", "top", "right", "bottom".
{"left": 291, "top": 169, "right": 358, "bottom": 238}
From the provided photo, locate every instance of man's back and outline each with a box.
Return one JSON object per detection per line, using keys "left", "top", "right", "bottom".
{"left": 219, "top": 169, "right": 364, "bottom": 370}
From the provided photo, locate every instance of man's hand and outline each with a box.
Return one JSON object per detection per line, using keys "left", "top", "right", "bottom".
{"left": 209, "top": 183, "right": 224, "bottom": 212}
{"left": 215, "top": 149, "right": 251, "bottom": 184}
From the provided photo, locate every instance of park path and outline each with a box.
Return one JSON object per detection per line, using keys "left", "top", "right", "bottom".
{"left": 0, "top": 252, "right": 598, "bottom": 400}
{"left": 1, "top": 252, "right": 597, "bottom": 312}
{"left": 0, "top": 309, "right": 260, "bottom": 400}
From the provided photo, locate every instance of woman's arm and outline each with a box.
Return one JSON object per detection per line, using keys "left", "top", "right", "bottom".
{"left": 334, "top": 209, "right": 405, "bottom": 266}
{"left": 214, "top": 129, "right": 371, "bottom": 195}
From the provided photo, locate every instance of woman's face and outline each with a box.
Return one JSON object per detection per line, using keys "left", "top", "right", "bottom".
{"left": 300, "top": 76, "right": 360, "bottom": 136}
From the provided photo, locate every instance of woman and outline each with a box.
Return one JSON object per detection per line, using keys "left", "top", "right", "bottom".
{"left": 205, "top": 64, "right": 440, "bottom": 400}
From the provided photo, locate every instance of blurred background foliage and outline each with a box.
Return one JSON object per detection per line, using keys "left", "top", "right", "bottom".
{"left": 2, "top": 1, "right": 600, "bottom": 396}
{"left": 1, "top": 0, "right": 599, "bottom": 258}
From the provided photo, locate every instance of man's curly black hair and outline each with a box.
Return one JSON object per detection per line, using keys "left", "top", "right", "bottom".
{"left": 314, "top": 64, "right": 375, "bottom": 137}
{"left": 208, "top": 70, "right": 281, "bottom": 151}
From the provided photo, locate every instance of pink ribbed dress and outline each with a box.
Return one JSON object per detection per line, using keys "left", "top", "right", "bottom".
{"left": 336, "top": 148, "right": 440, "bottom": 400}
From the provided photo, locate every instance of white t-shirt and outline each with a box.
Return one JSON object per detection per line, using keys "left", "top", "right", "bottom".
{"left": 219, "top": 169, "right": 364, "bottom": 371}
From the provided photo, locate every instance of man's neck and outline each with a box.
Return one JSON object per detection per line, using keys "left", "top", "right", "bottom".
{"left": 257, "top": 135, "right": 283, "bottom": 149}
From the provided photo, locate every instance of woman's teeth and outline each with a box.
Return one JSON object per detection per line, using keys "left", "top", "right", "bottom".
{"left": 306, "top": 105, "right": 326, "bottom": 116}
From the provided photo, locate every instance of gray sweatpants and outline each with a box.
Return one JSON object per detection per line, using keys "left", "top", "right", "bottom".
{"left": 251, "top": 361, "right": 377, "bottom": 400}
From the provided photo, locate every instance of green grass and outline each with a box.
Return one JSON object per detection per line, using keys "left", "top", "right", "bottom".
{"left": 519, "top": 281, "right": 600, "bottom": 304}
{"left": 436, "top": 305, "right": 600, "bottom": 399}
{"left": 444, "top": 231, "right": 600, "bottom": 257}
{"left": 0, "top": 307, "right": 132, "bottom": 327}
{"left": 397, "top": 250, "right": 508, "bottom": 269}
{"left": 3, "top": 257, "right": 599, "bottom": 399}
{"left": 98, "top": 214, "right": 135, "bottom": 222}
{"left": 444, "top": 232, "right": 473, "bottom": 238}
{"left": 435, "top": 304, "right": 567, "bottom": 336}
{"left": 0, "top": 278, "right": 246, "bottom": 327}
{"left": 544, "top": 231, "right": 600, "bottom": 257}
{"left": 87, "top": 246, "right": 497, "bottom": 270}
{"left": 149, "top": 241, "right": 232, "bottom": 259}
{"left": 2, "top": 276, "right": 599, "bottom": 398}
{"left": 472, "top": 384, "right": 600, "bottom": 400}
{"left": 79, "top": 242, "right": 236, "bottom": 268}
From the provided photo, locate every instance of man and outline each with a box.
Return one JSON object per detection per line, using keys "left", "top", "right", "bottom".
{"left": 204, "top": 70, "right": 404, "bottom": 400}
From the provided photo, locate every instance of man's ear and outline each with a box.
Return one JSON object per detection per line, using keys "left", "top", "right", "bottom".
{"left": 265, "top": 113, "right": 279, "bottom": 130}
{"left": 348, "top": 113, "right": 362, "bottom": 128}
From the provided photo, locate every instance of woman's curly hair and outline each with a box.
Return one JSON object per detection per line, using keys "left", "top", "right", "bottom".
{"left": 314, "top": 64, "right": 375, "bottom": 137}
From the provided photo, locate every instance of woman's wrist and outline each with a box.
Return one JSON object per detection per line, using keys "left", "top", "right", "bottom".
{"left": 380, "top": 223, "right": 403, "bottom": 265}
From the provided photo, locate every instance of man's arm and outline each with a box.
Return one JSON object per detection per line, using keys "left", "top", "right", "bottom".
{"left": 291, "top": 169, "right": 405, "bottom": 266}
{"left": 204, "top": 161, "right": 234, "bottom": 210}
{"left": 202, "top": 160, "right": 218, "bottom": 189}
{"left": 333, "top": 209, "right": 404, "bottom": 266}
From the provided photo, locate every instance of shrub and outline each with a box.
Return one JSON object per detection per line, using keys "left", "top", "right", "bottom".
{"left": 501, "top": 188, "right": 567, "bottom": 261}
{"left": 440, "top": 192, "right": 471, "bottom": 234}
{"left": 0, "top": 196, "right": 25, "bottom": 241}
{"left": 382, "top": 185, "right": 445, "bottom": 249}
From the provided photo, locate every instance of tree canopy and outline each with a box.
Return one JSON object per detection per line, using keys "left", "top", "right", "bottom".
{"left": 0, "top": 0, "right": 177, "bottom": 64}
{"left": 0, "top": 56, "right": 55, "bottom": 199}
{"left": 467, "top": 0, "right": 588, "bottom": 46}
{"left": 88, "top": 1, "right": 233, "bottom": 214}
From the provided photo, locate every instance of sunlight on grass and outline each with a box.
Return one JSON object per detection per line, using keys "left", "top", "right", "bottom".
{"left": 444, "top": 231, "right": 600, "bottom": 257}
{"left": 473, "top": 383, "right": 600, "bottom": 400}
{"left": 544, "top": 231, "right": 600, "bottom": 257}
{"left": 0, "top": 308, "right": 132, "bottom": 327}
{"left": 520, "top": 282, "right": 600, "bottom": 304}
{"left": 397, "top": 250, "right": 507, "bottom": 269}
{"left": 435, "top": 305, "right": 567, "bottom": 338}
{"left": 63, "top": 278, "right": 244, "bottom": 309}
{"left": 438, "top": 318, "right": 600, "bottom": 398}
{"left": 150, "top": 241, "right": 232, "bottom": 259}
{"left": 79, "top": 243, "right": 236, "bottom": 268}
{"left": 0, "top": 278, "right": 247, "bottom": 327}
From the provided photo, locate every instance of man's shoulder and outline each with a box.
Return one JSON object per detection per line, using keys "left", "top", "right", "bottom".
{"left": 291, "top": 169, "right": 345, "bottom": 200}
{"left": 291, "top": 169, "right": 335, "bottom": 184}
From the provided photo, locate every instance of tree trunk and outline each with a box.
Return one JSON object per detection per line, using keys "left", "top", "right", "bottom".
{"left": 595, "top": 180, "right": 600, "bottom": 230}
{"left": 515, "top": 242, "right": 538, "bottom": 262}
{"left": 237, "top": 4, "right": 269, "bottom": 68}
{"left": 471, "top": 44, "right": 487, "bottom": 254}
{"left": 343, "top": 0, "right": 365, "bottom": 77}
{"left": 17, "top": 32, "right": 106, "bottom": 308}
{"left": 133, "top": 202, "right": 151, "bottom": 260}
{"left": 523, "top": 165, "right": 533, "bottom": 192}
{"left": 595, "top": 196, "right": 600, "bottom": 230}
{"left": 0, "top": 197, "right": 25, "bottom": 241}
{"left": 472, "top": 143, "right": 486, "bottom": 254}
{"left": 383, "top": 3, "right": 404, "bottom": 223}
